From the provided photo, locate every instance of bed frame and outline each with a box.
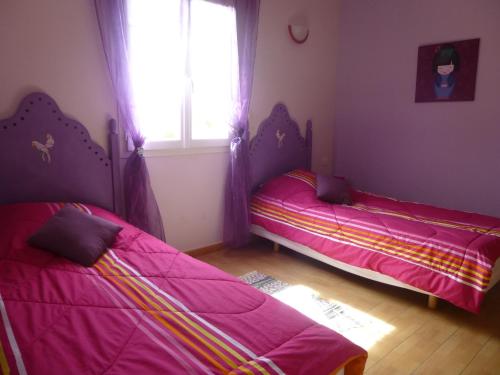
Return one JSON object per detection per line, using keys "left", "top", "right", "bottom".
{"left": 0, "top": 92, "right": 123, "bottom": 215}
{"left": 248, "top": 103, "right": 500, "bottom": 310}
{"left": 249, "top": 103, "right": 312, "bottom": 192}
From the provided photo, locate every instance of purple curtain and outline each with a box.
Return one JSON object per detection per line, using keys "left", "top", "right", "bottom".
{"left": 94, "top": 0, "right": 165, "bottom": 241}
{"left": 223, "top": 0, "right": 260, "bottom": 247}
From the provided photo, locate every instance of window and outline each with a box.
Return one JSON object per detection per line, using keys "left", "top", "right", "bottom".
{"left": 128, "top": 0, "right": 239, "bottom": 149}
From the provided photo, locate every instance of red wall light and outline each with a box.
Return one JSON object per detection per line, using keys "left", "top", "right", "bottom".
{"left": 288, "top": 24, "right": 309, "bottom": 44}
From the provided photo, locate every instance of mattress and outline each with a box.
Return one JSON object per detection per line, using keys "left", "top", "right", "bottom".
{"left": 250, "top": 170, "right": 500, "bottom": 313}
{"left": 0, "top": 202, "right": 366, "bottom": 375}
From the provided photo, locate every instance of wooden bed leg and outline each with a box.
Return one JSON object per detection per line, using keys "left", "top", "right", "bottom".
{"left": 427, "top": 295, "right": 438, "bottom": 309}
{"left": 273, "top": 242, "right": 280, "bottom": 252}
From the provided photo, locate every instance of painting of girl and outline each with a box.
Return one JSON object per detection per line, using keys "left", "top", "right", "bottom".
{"left": 433, "top": 44, "right": 460, "bottom": 99}
{"left": 415, "top": 38, "right": 479, "bottom": 102}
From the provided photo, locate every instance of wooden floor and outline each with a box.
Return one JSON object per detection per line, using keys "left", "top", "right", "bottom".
{"left": 196, "top": 240, "right": 500, "bottom": 375}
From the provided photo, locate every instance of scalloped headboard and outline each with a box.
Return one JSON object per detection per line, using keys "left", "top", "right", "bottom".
{"left": 0, "top": 92, "right": 122, "bottom": 213}
{"left": 249, "top": 103, "right": 312, "bottom": 192}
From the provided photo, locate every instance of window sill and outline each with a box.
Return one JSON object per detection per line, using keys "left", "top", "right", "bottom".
{"left": 124, "top": 137, "right": 231, "bottom": 158}
{"left": 141, "top": 145, "right": 230, "bottom": 158}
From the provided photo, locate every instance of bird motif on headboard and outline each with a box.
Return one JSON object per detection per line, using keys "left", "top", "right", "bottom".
{"left": 32, "top": 134, "right": 54, "bottom": 163}
{"left": 276, "top": 129, "right": 286, "bottom": 148}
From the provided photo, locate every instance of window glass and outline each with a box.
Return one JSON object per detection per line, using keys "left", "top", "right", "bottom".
{"left": 190, "top": 0, "right": 239, "bottom": 140}
{"left": 127, "top": 0, "right": 238, "bottom": 146}
{"left": 128, "top": 0, "right": 183, "bottom": 141}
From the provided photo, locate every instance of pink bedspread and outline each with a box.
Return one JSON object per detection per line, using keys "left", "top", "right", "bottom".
{"left": 0, "top": 202, "right": 366, "bottom": 375}
{"left": 251, "top": 170, "right": 500, "bottom": 313}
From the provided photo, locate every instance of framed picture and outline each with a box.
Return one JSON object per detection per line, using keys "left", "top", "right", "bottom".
{"left": 415, "top": 38, "right": 480, "bottom": 103}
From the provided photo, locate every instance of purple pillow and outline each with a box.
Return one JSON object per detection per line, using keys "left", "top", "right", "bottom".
{"left": 28, "top": 206, "right": 122, "bottom": 267}
{"left": 316, "top": 174, "right": 353, "bottom": 205}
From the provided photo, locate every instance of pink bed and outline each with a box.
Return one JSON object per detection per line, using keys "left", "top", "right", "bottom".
{"left": 251, "top": 170, "right": 500, "bottom": 313}
{"left": 0, "top": 202, "right": 367, "bottom": 375}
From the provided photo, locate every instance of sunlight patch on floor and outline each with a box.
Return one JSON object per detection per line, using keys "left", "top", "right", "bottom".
{"left": 272, "top": 284, "right": 395, "bottom": 349}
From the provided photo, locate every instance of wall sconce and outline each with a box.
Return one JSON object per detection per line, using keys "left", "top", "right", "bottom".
{"left": 288, "top": 24, "right": 309, "bottom": 44}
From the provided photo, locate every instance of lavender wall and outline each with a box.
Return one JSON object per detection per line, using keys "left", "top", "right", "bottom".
{"left": 0, "top": 0, "right": 116, "bottom": 147}
{"left": 334, "top": 0, "right": 500, "bottom": 217}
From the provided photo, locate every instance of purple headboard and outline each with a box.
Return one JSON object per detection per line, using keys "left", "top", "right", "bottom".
{"left": 249, "top": 103, "right": 312, "bottom": 192}
{"left": 0, "top": 92, "right": 122, "bottom": 214}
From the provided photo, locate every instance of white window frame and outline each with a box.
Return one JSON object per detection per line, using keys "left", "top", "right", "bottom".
{"left": 127, "top": 0, "right": 236, "bottom": 152}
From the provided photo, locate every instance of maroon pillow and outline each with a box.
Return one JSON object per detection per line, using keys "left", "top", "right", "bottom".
{"left": 316, "top": 174, "right": 353, "bottom": 205}
{"left": 28, "top": 206, "right": 122, "bottom": 267}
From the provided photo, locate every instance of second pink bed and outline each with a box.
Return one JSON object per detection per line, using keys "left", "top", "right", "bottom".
{"left": 251, "top": 170, "right": 500, "bottom": 313}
